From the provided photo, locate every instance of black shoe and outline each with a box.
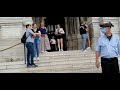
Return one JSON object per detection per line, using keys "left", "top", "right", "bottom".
{"left": 26, "top": 64, "right": 32, "bottom": 68}
{"left": 31, "top": 63, "right": 38, "bottom": 67}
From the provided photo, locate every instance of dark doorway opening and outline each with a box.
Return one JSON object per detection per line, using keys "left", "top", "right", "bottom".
{"left": 44, "top": 17, "right": 67, "bottom": 51}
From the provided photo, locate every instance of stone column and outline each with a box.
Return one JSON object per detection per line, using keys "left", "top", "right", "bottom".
{"left": 65, "top": 17, "right": 72, "bottom": 50}
{"left": 76, "top": 17, "right": 81, "bottom": 50}
{"left": 65, "top": 17, "right": 81, "bottom": 50}
{"left": 87, "top": 17, "right": 100, "bottom": 51}
{"left": 80, "top": 17, "right": 84, "bottom": 22}
{"left": 118, "top": 17, "right": 120, "bottom": 36}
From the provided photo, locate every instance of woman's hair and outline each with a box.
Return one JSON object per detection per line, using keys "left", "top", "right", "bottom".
{"left": 40, "top": 22, "right": 44, "bottom": 27}
{"left": 32, "top": 23, "right": 36, "bottom": 26}
{"left": 56, "top": 24, "right": 60, "bottom": 28}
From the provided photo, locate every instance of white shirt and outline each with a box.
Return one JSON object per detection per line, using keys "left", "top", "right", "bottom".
{"left": 50, "top": 39, "right": 56, "bottom": 44}
{"left": 55, "top": 28, "right": 65, "bottom": 34}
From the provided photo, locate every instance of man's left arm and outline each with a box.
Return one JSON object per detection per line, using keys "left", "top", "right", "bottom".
{"left": 117, "top": 39, "right": 120, "bottom": 56}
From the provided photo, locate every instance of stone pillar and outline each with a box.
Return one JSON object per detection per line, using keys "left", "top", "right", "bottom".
{"left": 87, "top": 17, "right": 100, "bottom": 51}
{"left": 80, "top": 17, "right": 84, "bottom": 22}
{"left": 65, "top": 17, "right": 72, "bottom": 50}
{"left": 76, "top": 17, "right": 81, "bottom": 50}
{"left": 118, "top": 17, "right": 120, "bottom": 36}
{"left": 65, "top": 17, "right": 81, "bottom": 50}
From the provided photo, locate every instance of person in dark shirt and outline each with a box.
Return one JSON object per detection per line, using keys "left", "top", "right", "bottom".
{"left": 39, "top": 22, "right": 51, "bottom": 53}
{"left": 80, "top": 21, "right": 87, "bottom": 52}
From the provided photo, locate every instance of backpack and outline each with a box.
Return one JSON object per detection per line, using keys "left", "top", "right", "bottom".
{"left": 21, "top": 32, "right": 30, "bottom": 44}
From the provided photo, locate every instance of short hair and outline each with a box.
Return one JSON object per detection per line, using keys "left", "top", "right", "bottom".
{"left": 26, "top": 24, "right": 31, "bottom": 28}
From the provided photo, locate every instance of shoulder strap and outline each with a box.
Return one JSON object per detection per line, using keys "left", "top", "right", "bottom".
{"left": 25, "top": 32, "right": 31, "bottom": 39}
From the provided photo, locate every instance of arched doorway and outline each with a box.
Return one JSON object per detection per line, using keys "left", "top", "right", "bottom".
{"left": 44, "top": 17, "right": 67, "bottom": 51}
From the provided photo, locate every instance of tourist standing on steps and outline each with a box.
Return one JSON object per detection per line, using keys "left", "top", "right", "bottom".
{"left": 25, "top": 24, "right": 38, "bottom": 67}
{"left": 96, "top": 22, "right": 120, "bottom": 74}
{"left": 55, "top": 24, "right": 65, "bottom": 51}
{"left": 40, "top": 22, "right": 51, "bottom": 53}
{"left": 32, "top": 23, "right": 41, "bottom": 61}
{"left": 80, "top": 21, "right": 87, "bottom": 52}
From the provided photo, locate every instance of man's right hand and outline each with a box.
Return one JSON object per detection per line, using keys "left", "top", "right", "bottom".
{"left": 95, "top": 60, "right": 100, "bottom": 68}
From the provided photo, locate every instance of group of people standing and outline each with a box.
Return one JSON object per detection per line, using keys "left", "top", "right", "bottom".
{"left": 24, "top": 22, "right": 65, "bottom": 67}
{"left": 24, "top": 19, "right": 120, "bottom": 74}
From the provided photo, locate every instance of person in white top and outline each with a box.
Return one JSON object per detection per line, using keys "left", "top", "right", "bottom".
{"left": 50, "top": 36, "right": 56, "bottom": 51}
{"left": 55, "top": 24, "right": 65, "bottom": 51}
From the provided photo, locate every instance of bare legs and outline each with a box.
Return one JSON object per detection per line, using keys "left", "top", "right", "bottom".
{"left": 57, "top": 38, "right": 63, "bottom": 51}
{"left": 57, "top": 39, "right": 60, "bottom": 51}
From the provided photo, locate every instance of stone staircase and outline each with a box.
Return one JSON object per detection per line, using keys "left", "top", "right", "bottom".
{"left": 0, "top": 49, "right": 104, "bottom": 73}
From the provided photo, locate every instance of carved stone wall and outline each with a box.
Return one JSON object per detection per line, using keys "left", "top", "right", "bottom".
{"left": 65, "top": 17, "right": 81, "bottom": 50}
{"left": 0, "top": 17, "right": 33, "bottom": 62}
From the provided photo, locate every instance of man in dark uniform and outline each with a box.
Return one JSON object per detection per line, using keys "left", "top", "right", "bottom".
{"left": 96, "top": 22, "right": 120, "bottom": 74}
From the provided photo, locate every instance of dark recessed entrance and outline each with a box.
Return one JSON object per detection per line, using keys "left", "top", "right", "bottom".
{"left": 44, "top": 17, "right": 67, "bottom": 51}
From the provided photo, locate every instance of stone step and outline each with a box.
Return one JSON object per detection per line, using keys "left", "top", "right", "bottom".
{"left": 0, "top": 49, "right": 119, "bottom": 73}
{"left": 0, "top": 56, "right": 120, "bottom": 67}
{"left": 40, "top": 51, "right": 95, "bottom": 55}
{"left": 40, "top": 54, "right": 95, "bottom": 57}
{"left": 0, "top": 68, "right": 101, "bottom": 73}
{"left": 0, "top": 64, "right": 101, "bottom": 73}
{"left": 0, "top": 51, "right": 95, "bottom": 56}
{"left": 0, "top": 53, "right": 96, "bottom": 58}
{"left": 0, "top": 53, "right": 96, "bottom": 62}
{"left": 1, "top": 58, "right": 120, "bottom": 73}
{"left": 26, "top": 67, "right": 102, "bottom": 73}
{"left": 2, "top": 56, "right": 120, "bottom": 64}
{"left": 0, "top": 60, "right": 96, "bottom": 70}
{"left": 0, "top": 57, "right": 97, "bottom": 66}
